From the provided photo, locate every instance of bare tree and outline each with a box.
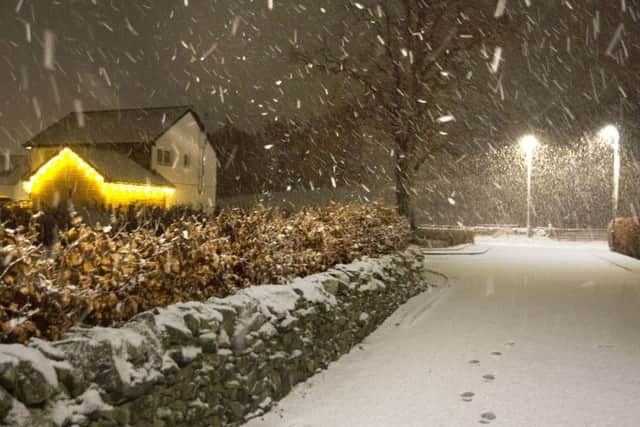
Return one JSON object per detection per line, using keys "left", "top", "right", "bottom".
{"left": 294, "top": 0, "right": 509, "bottom": 228}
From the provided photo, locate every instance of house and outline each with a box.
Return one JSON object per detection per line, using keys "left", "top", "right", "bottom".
{"left": 22, "top": 106, "right": 217, "bottom": 212}
{"left": 0, "top": 154, "right": 30, "bottom": 203}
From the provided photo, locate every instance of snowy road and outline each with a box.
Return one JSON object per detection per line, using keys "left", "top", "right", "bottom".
{"left": 246, "top": 237, "right": 640, "bottom": 427}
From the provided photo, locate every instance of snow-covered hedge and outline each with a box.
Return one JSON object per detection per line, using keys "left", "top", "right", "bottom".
{"left": 0, "top": 203, "right": 409, "bottom": 343}
{"left": 413, "top": 226, "right": 475, "bottom": 247}
{"left": 0, "top": 247, "right": 428, "bottom": 427}
{"left": 609, "top": 217, "right": 640, "bottom": 259}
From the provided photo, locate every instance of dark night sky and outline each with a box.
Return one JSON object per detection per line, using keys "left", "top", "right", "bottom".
{"left": 1, "top": 1, "right": 638, "bottom": 155}
{"left": 0, "top": 0, "right": 348, "bottom": 153}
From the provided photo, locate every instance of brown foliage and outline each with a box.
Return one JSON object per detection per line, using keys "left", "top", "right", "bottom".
{"left": 0, "top": 203, "right": 409, "bottom": 343}
{"left": 413, "top": 227, "right": 475, "bottom": 246}
{"left": 608, "top": 217, "right": 640, "bottom": 259}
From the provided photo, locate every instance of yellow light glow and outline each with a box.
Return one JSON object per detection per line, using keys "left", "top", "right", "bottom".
{"left": 25, "top": 147, "right": 175, "bottom": 207}
{"left": 103, "top": 182, "right": 175, "bottom": 206}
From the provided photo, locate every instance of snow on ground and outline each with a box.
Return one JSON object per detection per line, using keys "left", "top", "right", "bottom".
{"left": 245, "top": 237, "right": 640, "bottom": 427}
{"left": 476, "top": 235, "right": 609, "bottom": 250}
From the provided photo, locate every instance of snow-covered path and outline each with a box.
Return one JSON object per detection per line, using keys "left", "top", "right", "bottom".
{"left": 245, "top": 237, "right": 640, "bottom": 427}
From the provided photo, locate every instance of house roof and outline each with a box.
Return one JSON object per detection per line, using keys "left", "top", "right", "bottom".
{"left": 28, "top": 147, "right": 173, "bottom": 188}
{"left": 23, "top": 106, "right": 199, "bottom": 148}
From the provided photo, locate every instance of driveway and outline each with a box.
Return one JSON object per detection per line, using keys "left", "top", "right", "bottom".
{"left": 246, "top": 237, "right": 640, "bottom": 427}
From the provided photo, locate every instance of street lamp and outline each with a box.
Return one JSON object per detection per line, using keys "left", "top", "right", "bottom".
{"left": 599, "top": 125, "right": 621, "bottom": 243}
{"left": 520, "top": 134, "right": 539, "bottom": 237}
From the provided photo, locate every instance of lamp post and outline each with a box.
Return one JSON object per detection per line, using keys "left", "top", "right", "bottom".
{"left": 520, "top": 135, "right": 539, "bottom": 237}
{"left": 599, "top": 125, "right": 621, "bottom": 243}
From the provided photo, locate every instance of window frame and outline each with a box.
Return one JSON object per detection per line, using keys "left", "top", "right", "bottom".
{"left": 157, "top": 148, "right": 172, "bottom": 166}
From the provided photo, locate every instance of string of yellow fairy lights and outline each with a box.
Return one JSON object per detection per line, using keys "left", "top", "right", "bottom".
{"left": 23, "top": 148, "right": 175, "bottom": 205}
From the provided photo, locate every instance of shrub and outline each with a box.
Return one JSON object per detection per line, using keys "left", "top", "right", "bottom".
{"left": 0, "top": 203, "right": 32, "bottom": 231}
{"left": 0, "top": 203, "right": 409, "bottom": 343}
{"left": 608, "top": 217, "right": 640, "bottom": 259}
{"left": 413, "top": 227, "right": 475, "bottom": 246}
{"left": 0, "top": 204, "right": 215, "bottom": 245}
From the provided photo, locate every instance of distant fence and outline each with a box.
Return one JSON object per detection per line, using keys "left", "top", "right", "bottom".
{"left": 470, "top": 225, "right": 608, "bottom": 241}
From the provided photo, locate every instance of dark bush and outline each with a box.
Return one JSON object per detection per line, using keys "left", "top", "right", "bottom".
{"left": 413, "top": 227, "right": 475, "bottom": 247}
{"left": 0, "top": 203, "right": 32, "bottom": 231}
{"left": 608, "top": 217, "right": 640, "bottom": 259}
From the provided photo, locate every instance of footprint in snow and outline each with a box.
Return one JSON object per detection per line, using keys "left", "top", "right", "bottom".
{"left": 482, "top": 374, "right": 495, "bottom": 382}
{"left": 460, "top": 391, "right": 475, "bottom": 402}
{"left": 479, "top": 412, "right": 496, "bottom": 424}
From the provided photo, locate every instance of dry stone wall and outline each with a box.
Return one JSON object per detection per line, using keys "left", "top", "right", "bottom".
{"left": 0, "top": 247, "right": 428, "bottom": 427}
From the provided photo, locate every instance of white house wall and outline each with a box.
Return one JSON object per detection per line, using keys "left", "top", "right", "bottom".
{"left": 0, "top": 185, "right": 14, "bottom": 199}
{"left": 152, "top": 112, "right": 217, "bottom": 212}
{"left": 30, "top": 147, "right": 61, "bottom": 171}
{"left": 13, "top": 182, "right": 27, "bottom": 200}
{"left": 0, "top": 183, "right": 27, "bottom": 201}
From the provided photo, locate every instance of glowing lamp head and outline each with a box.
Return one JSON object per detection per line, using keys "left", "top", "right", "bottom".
{"left": 520, "top": 134, "right": 538, "bottom": 159}
{"left": 599, "top": 125, "right": 620, "bottom": 149}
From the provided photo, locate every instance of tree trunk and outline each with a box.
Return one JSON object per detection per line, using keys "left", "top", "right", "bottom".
{"left": 395, "top": 152, "right": 417, "bottom": 230}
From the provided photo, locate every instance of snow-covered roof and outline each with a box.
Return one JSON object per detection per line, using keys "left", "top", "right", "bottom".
{"left": 23, "top": 106, "right": 202, "bottom": 148}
